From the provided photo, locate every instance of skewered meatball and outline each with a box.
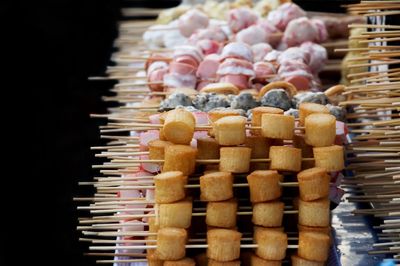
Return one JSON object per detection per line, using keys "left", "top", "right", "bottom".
{"left": 284, "top": 108, "right": 299, "bottom": 118}
{"left": 230, "top": 93, "right": 260, "bottom": 111}
{"left": 193, "top": 93, "right": 231, "bottom": 112}
{"left": 292, "top": 91, "right": 329, "bottom": 109}
{"left": 261, "top": 89, "right": 292, "bottom": 111}
{"left": 160, "top": 93, "right": 194, "bottom": 111}
{"left": 326, "top": 104, "right": 346, "bottom": 122}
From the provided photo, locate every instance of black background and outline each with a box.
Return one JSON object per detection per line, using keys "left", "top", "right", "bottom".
{"left": 1, "top": 1, "right": 358, "bottom": 266}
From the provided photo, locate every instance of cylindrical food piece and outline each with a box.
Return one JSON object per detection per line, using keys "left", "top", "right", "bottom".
{"left": 214, "top": 116, "right": 247, "bottom": 146}
{"left": 254, "top": 228, "right": 287, "bottom": 260}
{"left": 149, "top": 140, "right": 173, "bottom": 160}
{"left": 206, "top": 199, "right": 238, "bottom": 228}
{"left": 148, "top": 217, "right": 159, "bottom": 233}
{"left": 269, "top": 146, "right": 302, "bottom": 172}
{"left": 252, "top": 107, "right": 284, "bottom": 135}
{"left": 247, "top": 170, "right": 283, "bottom": 203}
{"left": 197, "top": 137, "right": 220, "bottom": 159}
{"left": 208, "top": 109, "right": 243, "bottom": 123}
{"left": 299, "top": 103, "right": 329, "bottom": 126}
{"left": 200, "top": 172, "right": 233, "bottom": 201}
{"left": 291, "top": 255, "right": 324, "bottom": 266}
{"left": 298, "top": 198, "right": 330, "bottom": 227}
{"left": 208, "top": 109, "right": 243, "bottom": 137}
{"left": 163, "top": 108, "right": 195, "bottom": 144}
{"left": 164, "top": 257, "right": 196, "bottom": 266}
{"left": 298, "top": 224, "right": 331, "bottom": 236}
{"left": 208, "top": 259, "right": 241, "bottom": 266}
{"left": 261, "top": 114, "right": 294, "bottom": 140}
{"left": 313, "top": 145, "right": 344, "bottom": 172}
{"left": 245, "top": 136, "right": 272, "bottom": 170}
{"left": 148, "top": 260, "right": 164, "bottom": 266}
{"left": 220, "top": 147, "right": 252, "bottom": 173}
{"left": 155, "top": 171, "right": 186, "bottom": 203}
{"left": 298, "top": 232, "right": 330, "bottom": 262}
{"left": 245, "top": 136, "right": 272, "bottom": 158}
{"left": 254, "top": 226, "right": 285, "bottom": 243}
{"left": 251, "top": 254, "right": 282, "bottom": 266}
{"left": 163, "top": 145, "right": 197, "bottom": 176}
{"left": 305, "top": 113, "right": 336, "bottom": 147}
{"left": 252, "top": 201, "right": 284, "bottom": 227}
{"left": 156, "top": 228, "right": 187, "bottom": 260}
{"left": 293, "top": 134, "right": 314, "bottom": 170}
{"left": 207, "top": 229, "right": 242, "bottom": 261}
{"left": 158, "top": 199, "right": 193, "bottom": 229}
{"left": 297, "top": 167, "right": 330, "bottom": 201}
{"left": 195, "top": 253, "right": 208, "bottom": 266}
{"left": 207, "top": 260, "right": 240, "bottom": 266}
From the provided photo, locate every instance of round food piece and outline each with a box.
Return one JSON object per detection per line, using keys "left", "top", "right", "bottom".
{"left": 207, "top": 229, "right": 242, "bottom": 262}
{"left": 261, "top": 89, "right": 292, "bottom": 111}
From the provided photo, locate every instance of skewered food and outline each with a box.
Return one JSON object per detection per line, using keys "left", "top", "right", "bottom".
{"left": 254, "top": 228, "right": 288, "bottom": 260}
{"left": 214, "top": 116, "right": 247, "bottom": 145}
{"left": 206, "top": 199, "right": 238, "bottom": 228}
{"left": 158, "top": 199, "right": 193, "bottom": 228}
{"left": 207, "top": 229, "right": 242, "bottom": 261}
{"left": 250, "top": 254, "right": 282, "bottom": 266}
{"left": 200, "top": 171, "right": 234, "bottom": 201}
{"left": 164, "top": 257, "right": 196, "bottom": 266}
{"left": 252, "top": 201, "right": 284, "bottom": 227}
{"left": 291, "top": 254, "right": 324, "bottom": 266}
{"left": 297, "top": 167, "right": 330, "bottom": 201}
{"left": 261, "top": 113, "right": 295, "bottom": 140}
{"left": 269, "top": 146, "right": 301, "bottom": 172}
{"left": 148, "top": 139, "right": 173, "bottom": 160}
{"left": 197, "top": 137, "right": 220, "bottom": 159}
{"left": 163, "top": 145, "right": 197, "bottom": 175}
{"left": 304, "top": 113, "right": 336, "bottom": 147}
{"left": 298, "top": 198, "right": 330, "bottom": 227}
{"left": 155, "top": 171, "right": 187, "bottom": 203}
{"left": 156, "top": 227, "right": 188, "bottom": 260}
{"left": 219, "top": 147, "right": 252, "bottom": 173}
{"left": 313, "top": 145, "right": 344, "bottom": 172}
{"left": 163, "top": 108, "right": 196, "bottom": 144}
{"left": 298, "top": 102, "right": 330, "bottom": 126}
{"left": 298, "top": 231, "right": 330, "bottom": 262}
{"left": 247, "top": 170, "right": 283, "bottom": 202}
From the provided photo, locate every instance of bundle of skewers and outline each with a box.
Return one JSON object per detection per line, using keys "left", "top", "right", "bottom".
{"left": 335, "top": 0, "right": 400, "bottom": 263}
{"left": 73, "top": 0, "right": 380, "bottom": 265}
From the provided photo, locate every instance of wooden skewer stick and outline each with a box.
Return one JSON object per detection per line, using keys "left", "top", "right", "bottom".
{"left": 92, "top": 157, "right": 315, "bottom": 168}
{"left": 89, "top": 243, "right": 299, "bottom": 251}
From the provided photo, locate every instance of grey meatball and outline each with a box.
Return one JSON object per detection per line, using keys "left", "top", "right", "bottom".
{"left": 205, "top": 94, "right": 231, "bottom": 112}
{"left": 326, "top": 104, "right": 346, "bottom": 122}
{"left": 230, "top": 93, "right": 260, "bottom": 111}
{"left": 159, "top": 92, "right": 193, "bottom": 111}
{"left": 192, "top": 93, "right": 209, "bottom": 110}
{"left": 192, "top": 93, "right": 231, "bottom": 112}
{"left": 292, "top": 91, "right": 329, "bottom": 109}
{"left": 284, "top": 108, "right": 299, "bottom": 118}
{"left": 261, "top": 89, "right": 292, "bottom": 111}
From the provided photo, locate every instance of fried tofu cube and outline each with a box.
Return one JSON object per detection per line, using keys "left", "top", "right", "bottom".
{"left": 247, "top": 170, "right": 283, "bottom": 203}
{"left": 269, "top": 146, "right": 302, "bottom": 172}
{"left": 252, "top": 201, "right": 284, "bottom": 227}
{"left": 154, "top": 171, "right": 186, "bottom": 203}
{"left": 261, "top": 114, "right": 294, "bottom": 140}
{"left": 207, "top": 229, "right": 242, "bottom": 262}
{"left": 206, "top": 199, "right": 238, "bottom": 228}
{"left": 163, "top": 145, "right": 197, "bottom": 175}
{"left": 200, "top": 172, "right": 233, "bottom": 201}
{"left": 156, "top": 228, "right": 187, "bottom": 260}
{"left": 219, "top": 147, "right": 252, "bottom": 173}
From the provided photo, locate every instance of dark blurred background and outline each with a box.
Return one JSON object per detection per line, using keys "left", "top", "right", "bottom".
{"left": 2, "top": 1, "right": 354, "bottom": 266}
